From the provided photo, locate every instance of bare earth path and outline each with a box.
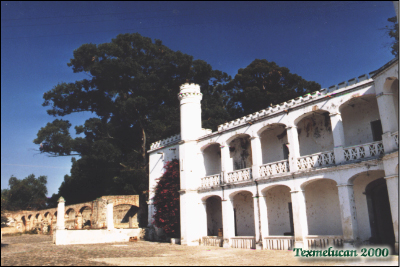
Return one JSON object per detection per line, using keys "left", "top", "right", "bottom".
{"left": 1, "top": 234, "right": 398, "bottom": 266}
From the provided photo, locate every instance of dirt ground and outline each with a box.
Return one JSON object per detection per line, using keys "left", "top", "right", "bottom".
{"left": 1, "top": 234, "right": 398, "bottom": 266}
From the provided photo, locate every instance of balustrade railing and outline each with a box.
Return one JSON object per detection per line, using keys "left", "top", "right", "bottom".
{"left": 226, "top": 167, "right": 252, "bottom": 183}
{"left": 297, "top": 150, "right": 335, "bottom": 170}
{"left": 259, "top": 160, "right": 289, "bottom": 177}
{"left": 393, "top": 131, "right": 398, "bottom": 148}
{"left": 230, "top": 236, "right": 256, "bottom": 249}
{"left": 200, "top": 174, "right": 221, "bottom": 188}
{"left": 264, "top": 236, "right": 294, "bottom": 250}
{"left": 202, "top": 236, "right": 223, "bottom": 247}
{"left": 305, "top": 235, "right": 343, "bottom": 249}
{"left": 343, "top": 141, "right": 384, "bottom": 162}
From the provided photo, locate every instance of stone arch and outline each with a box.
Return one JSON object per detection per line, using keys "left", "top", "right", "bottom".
{"left": 225, "top": 133, "right": 252, "bottom": 171}
{"left": 302, "top": 178, "right": 342, "bottom": 235}
{"left": 300, "top": 176, "right": 339, "bottom": 190}
{"left": 201, "top": 142, "right": 222, "bottom": 177}
{"left": 65, "top": 208, "right": 76, "bottom": 229}
{"left": 200, "top": 193, "right": 223, "bottom": 202}
{"left": 339, "top": 94, "right": 381, "bottom": 147}
{"left": 258, "top": 123, "right": 288, "bottom": 165}
{"left": 230, "top": 190, "right": 255, "bottom": 236}
{"left": 35, "top": 213, "right": 43, "bottom": 221}
{"left": 262, "top": 184, "right": 293, "bottom": 236}
{"left": 348, "top": 169, "right": 387, "bottom": 245}
{"left": 294, "top": 109, "right": 333, "bottom": 156}
{"left": 43, "top": 211, "right": 52, "bottom": 220}
{"left": 204, "top": 195, "right": 223, "bottom": 236}
{"left": 21, "top": 215, "right": 27, "bottom": 232}
{"left": 200, "top": 142, "right": 221, "bottom": 152}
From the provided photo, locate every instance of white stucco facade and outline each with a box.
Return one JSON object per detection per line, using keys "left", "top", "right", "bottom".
{"left": 148, "top": 59, "right": 399, "bottom": 253}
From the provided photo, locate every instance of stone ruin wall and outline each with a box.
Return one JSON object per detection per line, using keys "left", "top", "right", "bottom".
{"left": 3, "top": 195, "right": 140, "bottom": 234}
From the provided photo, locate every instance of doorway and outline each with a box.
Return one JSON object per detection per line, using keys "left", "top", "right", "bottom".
{"left": 366, "top": 178, "right": 395, "bottom": 252}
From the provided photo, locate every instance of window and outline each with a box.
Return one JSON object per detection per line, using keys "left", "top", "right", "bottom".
{"left": 371, "top": 120, "right": 383, "bottom": 142}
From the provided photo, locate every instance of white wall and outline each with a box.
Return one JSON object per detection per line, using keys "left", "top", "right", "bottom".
{"left": 233, "top": 192, "right": 255, "bottom": 236}
{"left": 304, "top": 179, "right": 342, "bottom": 235}
{"left": 260, "top": 125, "right": 288, "bottom": 164}
{"left": 206, "top": 196, "right": 223, "bottom": 236}
{"left": 341, "top": 96, "right": 381, "bottom": 146}
{"left": 203, "top": 144, "right": 221, "bottom": 176}
{"left": 264, "top": 185, "right": 292, "bottom": 235}
{"left": 54, "top": 228, "right": 142, "bottom": 245}
{"left": 297, "top": 112, "right": 333, "bottom": 156}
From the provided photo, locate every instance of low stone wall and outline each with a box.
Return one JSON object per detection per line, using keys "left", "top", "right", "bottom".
{"left": 53, "top": 228, "right": 142, "bottom": 245}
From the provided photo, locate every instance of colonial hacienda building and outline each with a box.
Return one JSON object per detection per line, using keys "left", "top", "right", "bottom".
{"left": 148, "top": 58, "right": 399, "bottom": 253}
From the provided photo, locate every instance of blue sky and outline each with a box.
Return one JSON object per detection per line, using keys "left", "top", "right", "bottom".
{"left": 1, "top": 1, "right": 397, "bottom": 196}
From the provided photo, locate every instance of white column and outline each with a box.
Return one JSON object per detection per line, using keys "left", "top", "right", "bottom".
{"left": 253, "top": 195, "right": 262, "bottom": 249}
{"left": 220, "top": 143, "right": 231, "bottom": 183}
{"left": 222, "top": 199, "right": 235, "bottom": 248}
{"left": 330, "top": 112, "right": 346, "bottom": 164}
{"left": 259, "top": 196, "right": 269, "bottom": 248}
{"left": 385, "top": 175, "right": 399, "bottom": 254}
{"left": 180, "top": 190, "right": 200, "bottom": 246}
{"left": 106, "top": 200, "right": 114, "bottom": 230}
{"left": 337, "top": 184, "right": 358, "bottom": 247}
{"left": 200, "top": 201, "right": 208, "bottom": 240}
{"left": 376, "top": 93, "right": 398, "bottom": 153}
{"left": 251, "top": 135, "right": 262, "bottom": 179}
{"left": 290, "top": 190, "right": 308, "bottom": 248}
{"left": 286, "top": 126, "right": 300, "bottom": 173}
{"left": 56, "top": 197, "right": 65, "bottom": 230}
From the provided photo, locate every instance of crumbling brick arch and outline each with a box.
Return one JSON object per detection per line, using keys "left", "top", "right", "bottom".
{"left": 65, "top": 208, "right": 76, "bottom": 229}
{"left": 78, "top": 206, "right": 93, "bottom": 228}
{"left": 113, "top": 204, "right": 139, "bottom": 228}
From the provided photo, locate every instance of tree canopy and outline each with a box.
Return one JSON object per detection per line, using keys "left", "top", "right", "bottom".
{"left": 1, "top": 174, "right": 48, "bottom": 211}
{"left": 228, "top": 59, "right": 321, "bottom": 117}
{"left": 386, "top": 16, "right": 399, "bottom": 57}
{"left": 34, "top": 33, "right": 232, "bottom": 205}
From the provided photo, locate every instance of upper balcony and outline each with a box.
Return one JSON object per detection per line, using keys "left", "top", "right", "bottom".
{"left": 200, "top": 83, "right": 398, "bottom": 190}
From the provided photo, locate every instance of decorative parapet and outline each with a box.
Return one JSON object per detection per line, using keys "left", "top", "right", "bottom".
{"left": 264, "top": 236, "right": 294, "bottom": 250}
{"left": 343, "top": 141, "right": 384, "bottom": 162}
{"left": 202, "top": 236, "right": 223, "bottom": 247}
{"left": 226, "top": 167, "right": 252, "bottom": 183}
{"left": 149, "top": 134, "right": 181, "bottom": 151}
{"left": 259, "top": 160, "right": 289, "bottom": 177}
{"left": 177, "top": 83, "right": 202, "bottom": 100}
{"left": 200, "top": 174, "right": 221, "bottom": 188}
{"left": 297, "top": 150, "right": 335, "bottom": 170}
{"left": 217, "top": 74, "right": 373, "bottom": 133}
